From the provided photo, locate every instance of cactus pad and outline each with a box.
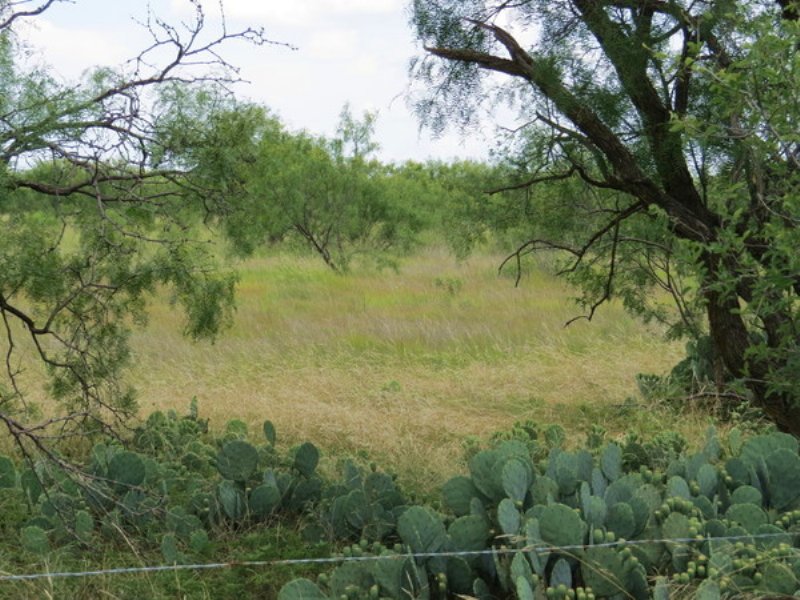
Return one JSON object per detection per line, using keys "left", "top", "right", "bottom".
{"left": 216, "top": 440, "right": 259, "bottom": 482}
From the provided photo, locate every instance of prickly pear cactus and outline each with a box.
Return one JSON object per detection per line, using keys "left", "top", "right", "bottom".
{"left": 263, "top": 420, "right": 277, "bottom": 446}
{"left": 294, "top": 442, "right": 319, "bottom": 478}
{"left": 217, "top": 480, "right": 246, "bottom": 520}
{"left": 278, "top": 578, "right": 328, "bottom": 600}
{"left": 0, "top": 455, "right": 16, "bottom": 488}
{"left": 20, "top": 526, "right": 50, "bottom": 554}
{"left": 216, "top": 440, "right": 259, "bottom": 482}
{"left": 108, "top": 451, "right": 146, "bottom": 489}
{"left": 249, "top": 483, "right": 281, "bottom": 518}
{"left": 397, "top": 506, "right": 447, "bottom": 554}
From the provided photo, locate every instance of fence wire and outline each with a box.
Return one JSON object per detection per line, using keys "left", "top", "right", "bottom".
{"left": 0, "top": 531, "right": 795, "bottom": 583}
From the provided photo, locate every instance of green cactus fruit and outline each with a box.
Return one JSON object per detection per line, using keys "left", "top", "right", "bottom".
{"left": 263, "top": 420, "right": 277, "bottom": 446}
{"left": 443, "top": 475, "right": 480, "bottom": 516}
{"left": 108, "top": 451, "right": 145, "bottom": 489}
{"left": 216, "top": 440, "right": 259, "bottom": 482}
{"left": 398, "top": 506, "right": 447, "bottom": 554}
{"left": 601, "top": 444, "right": 622, "bottom": 482}
{"left": 278, "top": 578, "right": 329, "bottom": 600}
{"left": 540, "top": 504, "right": 585, "bottom": 547}
{"left": 725, "top": 503, "right": 767, "bottom": 533}
{"left": 730, "top": 485, "right": 762, "bottom": 506}
{"left": 606, "top": 502, "right": 636, "bottom": 540}
{"left": 503, "top": 458, "right": 532, "bottom": 504}
{"left": 217, "top": 480, "right": 246, "bottom": 520}
{"left": 249, "top": 483, "right": 281, "bottom": 518}
{"left": 0, "top": 456, "right": 16, "bottom": 488}
{"left": 448, "top": 515, "right": 491, "bottom": 552}
{"left": 294, "top": 442, "right": 320, "bottom": 478}
{"left": 498, "top": 498, "right": 522, "bottom": 535}
{"left": 765, "top": 448, "right": 800, "bottom": 510}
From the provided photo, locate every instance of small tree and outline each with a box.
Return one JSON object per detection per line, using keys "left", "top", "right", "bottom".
{"left": 0, "top": 1, "right": 280, "bottom": 457}
{"left": 411, "top": 0, "right": 800, "bottom": 433}
{"left": 196, "top": 104, "right": 423, "bottom": 272}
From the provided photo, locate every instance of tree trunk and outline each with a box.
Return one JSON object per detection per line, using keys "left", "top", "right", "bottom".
{"left": 705, "top": 282, "right": 800, "bottom": 435}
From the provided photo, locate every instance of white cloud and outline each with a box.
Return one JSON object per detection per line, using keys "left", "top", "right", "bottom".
{"left": 305, "top": 29, "right": 359, "bottom": 60}
{"left": 15, "top": 18, "right": 132, "bottom": 80}
{"left": 353, "top": 55, "right": 379, "bottom": 76}
{"left": 209, "top": 0, "right": 404, "bottom": 25}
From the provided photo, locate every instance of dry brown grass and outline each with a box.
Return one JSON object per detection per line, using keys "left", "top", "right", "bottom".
{"left": 124, "top": 247, "right": 691, "bottom": 491}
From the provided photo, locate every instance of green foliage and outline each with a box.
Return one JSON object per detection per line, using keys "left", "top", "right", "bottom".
{"left": 7, "top": 404, "right": 800, "bottom": 599}
{"left": 409, "top": 0, "right": 800, "bottom": 434}
{"left": 0, "top": 2, "right": 257, "bottom": 459}
{"left": 0, "top": 455, "right": 16, "bottom": 488}
{"left": 216, "top": 440, "right": 259, "bottom": 482}
{"left": 191, "top": 104, "right": 425, "bottom": 273}
{"left": 282, "top": 419, "right": 800, "bottom": 599}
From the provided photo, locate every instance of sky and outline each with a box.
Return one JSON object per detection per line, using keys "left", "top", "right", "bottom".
{"left": 13, "top": 0, "right": 498, "bottom": 163}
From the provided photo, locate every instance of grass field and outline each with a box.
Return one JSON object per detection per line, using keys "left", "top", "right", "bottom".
{"left": 125, "top": 246, "right": 691, "bottom": 491}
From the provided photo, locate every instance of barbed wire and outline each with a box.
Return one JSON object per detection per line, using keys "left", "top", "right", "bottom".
{"left": 0, "top": 531, "right": 795, "bottom": 583}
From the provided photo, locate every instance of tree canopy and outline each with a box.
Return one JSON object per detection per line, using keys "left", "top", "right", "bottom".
{"left": 411, "top": 0, "right": 800, "bottom": 432}
{"left": 0, "top": 0, "right": 278, "bottom": 457}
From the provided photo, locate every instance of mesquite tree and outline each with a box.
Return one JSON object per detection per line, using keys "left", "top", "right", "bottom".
{"left": 0, "top": 0, "right": 280, "bottom": 459}
{"left": 410, "top": 0, "right": 800, "bottom": 432}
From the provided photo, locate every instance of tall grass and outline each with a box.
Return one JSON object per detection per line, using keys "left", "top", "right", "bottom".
{"left": 126, "top": 246, "right": 689, "bottom": 491}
